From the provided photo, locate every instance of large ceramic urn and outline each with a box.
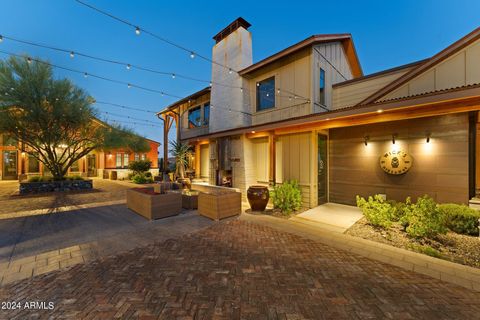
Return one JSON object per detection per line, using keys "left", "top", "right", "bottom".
{"left": 247, "top": 185, "right": 270, "bottom": 211}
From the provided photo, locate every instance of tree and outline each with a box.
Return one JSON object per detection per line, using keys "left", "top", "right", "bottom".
{"left": 169, "top": 141, "right": 191, "bottom": 179}
{"left": 0, "top": 56, "right": 150, "bottom": 180}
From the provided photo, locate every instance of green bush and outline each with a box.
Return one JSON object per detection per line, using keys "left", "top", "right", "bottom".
{"left": 356, "top": 195, "right": 394, "bottom": 228}
{"left": 131, "top": 173, "right": 153, "bottom": 184}
{"left": 28, "top": 176, "right": 42, "bottom": 182}
{"left": 67, "top": 175, "right": 84, "bottom": 181}
{"left": 387, "top": 199, "right": 408, "bottom": 222}
{"left": 271, "top": 180, "right": 302, "bottom": 214}
{"left": 401, "top": 195, "right": 446, "bottom": 238}
{"left": 438, "top": 204, "right": 480, "bottom": 236}
{"left": 144, "top": 171, "right": 152, "bottom": 178}
{"left": 128, "top": 160, "right": 152, "bottom": 175}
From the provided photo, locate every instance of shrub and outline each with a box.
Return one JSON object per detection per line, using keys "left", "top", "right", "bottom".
{"left": 128, "top": 160, "right": 152, "bottom": 175}
{"left": 144, "top": 171, "right": 152, "bottom": 178}
{"left": 401, "top": 195, "right": 446, "bottom": 238}
{"left": 409, "top": 244, "right": 443, "bottom": 258}
{"left": 438, "top": 204, "right": 480, "bottom": 236}
{"left": 67, "top": 175, "right": 84, "bottom": 181}
{"left": 356, "top": 195, "right": 394, "bottom": 228}
{"left": 271, "top": 180, "right": 302, "bottom": 214}
{"left": 131, "top": 173, "right": 153, "bottom": 184}
{"left": 387, "top": 199, "right": 408, "bottom": 222}
{"left": 28, "top": 176, "right": 42, "bottom": 182}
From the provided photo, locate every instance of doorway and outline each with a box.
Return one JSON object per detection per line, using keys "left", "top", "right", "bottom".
{"left": 2, "top": 151, "right": 18, "bottom": 180}
{"left": 318, "top": 134, "right": 328, "bottom": 204}
{"left": 87, "top": 154, "right": 97, "bottom": 177}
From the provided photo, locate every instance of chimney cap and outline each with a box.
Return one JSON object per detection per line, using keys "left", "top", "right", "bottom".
{"left": 213, "top": 17, "right": 251, "bottom": 43}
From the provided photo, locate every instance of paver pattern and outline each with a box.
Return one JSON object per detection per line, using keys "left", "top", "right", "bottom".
{"left": 0, "top": 220, "right": 479, "bottom": 319}
{"left": 0, "top": 178, "right": 143, "bottom": 215}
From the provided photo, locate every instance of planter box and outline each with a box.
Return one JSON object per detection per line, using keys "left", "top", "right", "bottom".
{"left": 198, "top": 191, "right": 242, "bottom": 221}
{"left": 19, "top": 179, "right": 93, "bottom": 195}
{"left": 126, "top": 188, "right": 182, "bottom": 220}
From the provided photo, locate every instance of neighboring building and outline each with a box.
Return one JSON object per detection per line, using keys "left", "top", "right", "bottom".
{"left": 158, "top": 18, "right": 480, "bottom": 207}
{"left": 0, "top": 129, "right": 160, "bottom": 181}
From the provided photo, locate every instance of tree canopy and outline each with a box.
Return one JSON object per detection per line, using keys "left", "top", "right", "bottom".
{"left": 0, "top": 55, "right": 150, "bottom": 180}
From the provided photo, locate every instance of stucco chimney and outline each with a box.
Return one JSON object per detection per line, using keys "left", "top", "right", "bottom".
{"left": 209, "top": 18, "right": 253, "bottom": 133}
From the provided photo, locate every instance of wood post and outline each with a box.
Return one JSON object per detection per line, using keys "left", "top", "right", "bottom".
{"left": 195, "top": 143, "right": 201, "bottom": 179}
{"left": 268, "top": 131, "right": 276, "bottom": 186}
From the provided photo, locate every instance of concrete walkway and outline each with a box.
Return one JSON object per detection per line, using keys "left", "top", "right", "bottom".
{"left": 292, "top": 202, "right": 363, "bottom": 232}
{"left": 0, "top": 205, "right": 213, "bottom": 285}
{"left": 240, "top": 213, "right": 480, "bottom": 292}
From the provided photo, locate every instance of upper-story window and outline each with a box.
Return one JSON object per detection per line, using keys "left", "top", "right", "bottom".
{"left": 319, "top": 68, "right": 325, "bottom": 106}
{"left": 203, "top": 103, "right": 210, "bottom": 126}
{"left": 188, "top": 106, "right": 202, "bottom": 128}
{"left": 256, "top": 76, "right": 275, "bottom": 111}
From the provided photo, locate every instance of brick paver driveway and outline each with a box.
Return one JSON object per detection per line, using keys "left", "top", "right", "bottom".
{"left": 0, "top": 220, "right": 478, "bottom": 320}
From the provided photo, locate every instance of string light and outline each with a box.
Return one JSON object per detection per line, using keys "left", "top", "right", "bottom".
{"left": 70, "top": 51, "right": 75, "bottom": 58}
{"left": 171, "top": 73, "right": 176, "bottom": 79}
{"left": 26, "top": 57, "right": 32, "bottom": 64}
{"left": 228, "top": 68, "right": 233, "bottom": 74}
{"left": 135, "top": 27, "right": 141, "bottom": 35}
{"left": 127, "top": 83, "right": 132, "bottom": 88}
{"left": 126, "top": 64, "right": 131, "bottom": 70}
{"left": 190, "top": 52, "right": 195, "bottom": 59}
{"left": 0, "top": 35, "right": 3, "bottom": 42}
{"left": 84, "top": 72, "right": 88, "bottom": 78}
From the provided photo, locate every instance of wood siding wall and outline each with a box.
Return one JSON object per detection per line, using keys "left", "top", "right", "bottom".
{"left": 329, "top": 113, "right": 470, "bottom": 205}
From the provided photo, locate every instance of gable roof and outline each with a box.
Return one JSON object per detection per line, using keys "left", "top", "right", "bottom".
{"left": 357, "top": 26, "right": 480, "bottom": 106}
{"left": 157, "top": 87, "right": 211, "bottom": 115}
{"left": 238, "top": 34, "right": 363, "bottom": 78}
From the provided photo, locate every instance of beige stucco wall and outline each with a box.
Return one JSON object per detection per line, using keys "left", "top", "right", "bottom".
{"left": 382, "top": 39, "right": 480, "bottom": 101}
{"left": 329, "top": 113, "right": 470, "bottom": 205}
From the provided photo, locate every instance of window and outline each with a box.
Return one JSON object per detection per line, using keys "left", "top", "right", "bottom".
{"left": 319, "top": 68, "right": 325, "bottom": 106}
{"left": 203, "top": 102, "right": 210, "bottom": 126}
{"left": 134, "top": 153, "right": 139, "bottom": 161}
{"left": 256, "top": 77, "right": 275, "bottom": 111}
{"left": 123, "top": 153, "right": 129, "bottom": 168}
{"left": 71, "top": 160, "right": 80, "bottom": 172}
{"left": 28, "top": 153, "right": 40, "bottom": 173}
{"left": 2, "top": 135, "right": 17, "bottom": 146}
{"left": 188, "top": 106, "right": 202, "bottom": 128}
{"left": 116, "top": 153, "right": 122, "bottom": 168}
{"left": 141, "top": 154, "right": 146, "bottom": 161}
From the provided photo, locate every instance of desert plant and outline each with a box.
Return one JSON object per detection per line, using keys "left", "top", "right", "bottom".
{"left": 128, "top": 160, "right": 152, "bottom": 175}
{"left": 438, "top": 204, "right": 480, "bottom": 236}
{"left": 271, "top": 180, "right": 302, "bottom": 214}
{"left": 356, "top": 195, "right": 395, "bottom": 228}
{"left": 401, "top": 195, "right": 446, "bottom": 238}
{"left": 169, "top": 141, "right": 191, "bottom": 179}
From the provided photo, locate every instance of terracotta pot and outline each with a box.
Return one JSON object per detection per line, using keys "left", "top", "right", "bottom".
{"left": 247, "top": 185, "right": 270, "bottom": 211}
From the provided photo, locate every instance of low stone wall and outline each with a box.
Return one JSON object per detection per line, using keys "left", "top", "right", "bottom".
{"left": 19, "top": 179, "right": 93, "bottom": 195}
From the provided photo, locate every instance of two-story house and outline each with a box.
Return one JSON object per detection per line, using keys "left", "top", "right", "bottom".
{"left": 158, "top": 18, "right": 480, "bottom": 207}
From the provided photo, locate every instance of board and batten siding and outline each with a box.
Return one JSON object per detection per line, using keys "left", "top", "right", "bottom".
{"left": 329, "top": 113, "right": 470, "bottom": 205}
{"left": 252, "top": 137, "right": 269, "bottom": 183}
{"left": 275, "top": 132, "right": 316, "bottom": 208}
{"left": 381, "top": 39, "right": 480, "bottom": 102}
{"left": 312, "top": 42, "right": 353, "bottom": 112}
{"left": 200, "top": 144, "right": 210, "bottom": 180}
{"left": 332, "top": 67, "right": 413, "bottom": 110}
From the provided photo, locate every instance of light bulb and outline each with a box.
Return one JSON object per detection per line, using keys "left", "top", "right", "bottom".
{"left": 209, "top": 82, "right": 212, "bottom": 87}
{"left": 277, "top": 89, "right": 280, "bottom": 94}
{"left": 126, "top": 64, "right": 131, "bottom": 70}
{"left": 190, "top": 52, "right": 195, "bottom": 59}
{"left": 127, "top": 83, "right": 132, "bottom": 89}
{"left": 70, "top": 51, "right": 75, "bottom": 58}
{"left": 240, "top": 88, "right": 243, "bottom": 92}
{"left": 228, "top": 69, "right": 233, "bottom": 74}
{"left": 135, "top": 27, "right": 141, "bottom": 35}
{"left": 84, "top": 72, "right": 88, "bottom": 78}
{"left": 0, "top": 35, "right": 3, "bottom": 42}
{"left": 171, "top": 74, "right": 175, "bottom": 79}
{"left": 27, "top": 57, "right": 32, "bottom": 64}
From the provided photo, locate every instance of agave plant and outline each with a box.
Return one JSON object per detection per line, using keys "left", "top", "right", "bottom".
{"left": 169, "top": 141, "right": 191, "bottom": 179}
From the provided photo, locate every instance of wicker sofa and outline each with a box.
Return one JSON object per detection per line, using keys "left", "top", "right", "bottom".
{"left": 126, "top": 188, "right": 182, "bottom": 220}
{"left": 195, "top": 185, "right": 242, "bottom": 221}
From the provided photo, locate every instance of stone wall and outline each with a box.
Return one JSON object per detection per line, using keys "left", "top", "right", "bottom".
{"left": 20, "top": 179, "right": 93, "bottom": 195}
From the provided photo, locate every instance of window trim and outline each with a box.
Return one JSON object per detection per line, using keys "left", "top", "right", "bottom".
{"left": 256, "top": 76, "right": 276, "bottom": 112}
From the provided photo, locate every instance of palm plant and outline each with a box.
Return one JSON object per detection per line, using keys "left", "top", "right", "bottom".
{"left": 169, "top": 141, "right": 191, "bottom": 179}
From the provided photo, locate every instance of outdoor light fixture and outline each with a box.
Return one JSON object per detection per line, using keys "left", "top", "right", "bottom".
{"left": 70, "top": 51, "right": 75, "bottom": 58}
{"left": 392, "top": 134, "right": 396, "bottom": 145}
{"left": 426, "top": 132, "right": 431, "bottom": 143}
{"left": 377, "top": 109, "right": 383, "bottom": 113}
{"left": 251, "top": 131, "right": 256, "bottom": 134}
{"left": 126, "top": 64, "right": 131, "bottom": 70}
{"left": 135, "top": 27, "right": 141, "bottom": 35}
{"left": 209, "top": 82, "right": 212, "bottom": 87}
{"left": 364, "top": 136, "right": 369, "bottom": 146}
{"left": 190, "top": 52, "right": 195, "bottom": 59}
{"left": 277, "top": 89, "right": 280, "bottom": 94}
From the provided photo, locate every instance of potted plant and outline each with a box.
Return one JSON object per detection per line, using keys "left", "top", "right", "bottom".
{"left": 169, "top": 141, "right": 192, "bottom": 189}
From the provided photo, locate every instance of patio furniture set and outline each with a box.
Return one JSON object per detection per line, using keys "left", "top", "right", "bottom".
{"left": 126, "top": 182, "right": 242, "bottom": 221}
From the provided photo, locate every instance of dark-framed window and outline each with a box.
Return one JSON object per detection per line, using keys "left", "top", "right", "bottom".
{"left": 188, "top": 106, "right": 202, "bottom": 128}
{"left": 28, "top": 153, "right": 40, "bottom": 173}
{"left": 203, "top": 103, "right": 210, "bottom": 126}
{"left": 319, "top": 68, "right": 325, "bottom": 106}
{"left": 256, "top": 76, "right": 275, "bottom": 111}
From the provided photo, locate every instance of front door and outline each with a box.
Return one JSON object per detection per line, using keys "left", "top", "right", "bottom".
{"left": 2, "top": 151, "right": 18, "bottom": 180}
{"left": 318, "top": 134, "right": 328, "bottom": 204}
{"left": 87, "top": 154, "right": 96, "bottom": 177}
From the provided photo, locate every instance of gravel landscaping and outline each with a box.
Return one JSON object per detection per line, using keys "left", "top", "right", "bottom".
{"left": 346, "top": 217, "right": 480, "bottom": 269}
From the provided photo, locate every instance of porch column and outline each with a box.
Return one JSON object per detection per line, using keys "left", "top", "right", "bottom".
{"left": 476, "top": 114, "right": 480, "bottom": 197}
{"left": 195, "top": 142, "right": 201, "bottom": 179}
{"left": 162, "top": 114, "right": 173, "bottom": 171}
{"left": 268, "top": 131, "right": 276, "bottom": 186}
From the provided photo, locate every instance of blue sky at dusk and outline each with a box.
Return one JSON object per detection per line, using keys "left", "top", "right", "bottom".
{"left": 1, "top": 0, "right": 480, "bottom": 148}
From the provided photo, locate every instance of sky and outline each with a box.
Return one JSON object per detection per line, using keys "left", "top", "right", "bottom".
{"left": 1, "top": 0, "right": 480, "bottom": 151}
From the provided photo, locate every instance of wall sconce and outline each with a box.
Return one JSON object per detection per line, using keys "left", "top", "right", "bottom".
{"left": 392, "top": 134, "right": 397, "bottom": 145}
{"left": 426, "top": 132, "right": 431, "bottom": 143}
{"left": 364, "top": 135, "right": 369, "bottom": 146}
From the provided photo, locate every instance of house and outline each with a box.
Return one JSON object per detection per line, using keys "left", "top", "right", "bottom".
{"left": 158, "top": 18, "right": 480, "bottom": 207}
{"left": 0, "top": 125, "right": 160, "bottom": 181}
